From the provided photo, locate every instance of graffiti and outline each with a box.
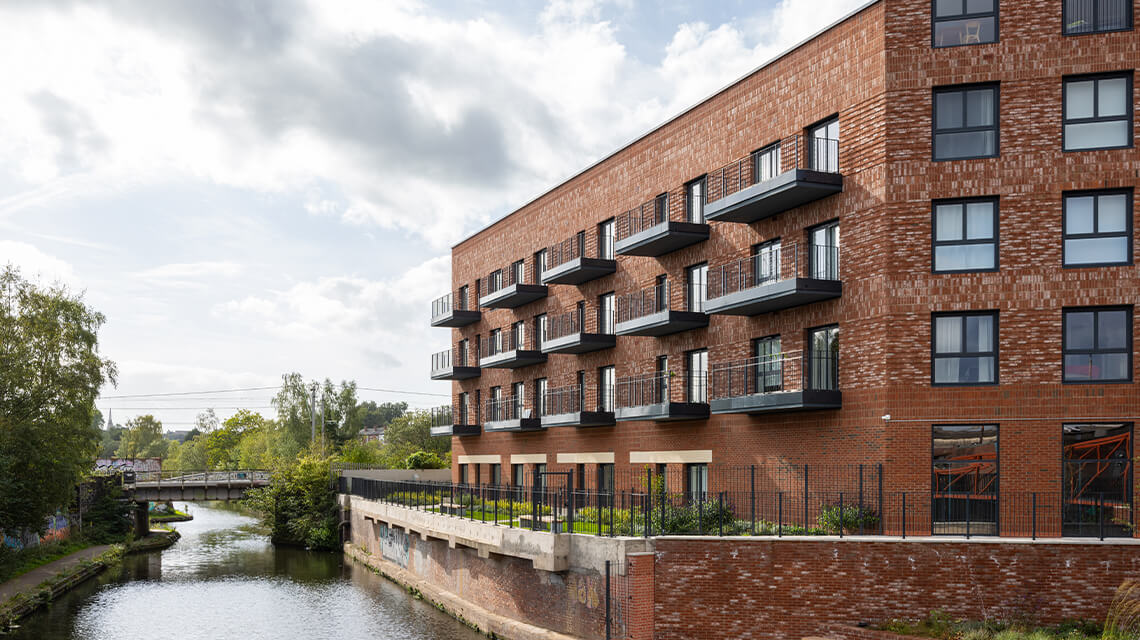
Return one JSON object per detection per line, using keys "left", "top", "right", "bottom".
{"left": 2, "top": 512, "right": 70, "bottom": 550}
{"left": 378, "top": 523, "right": 410, "bottom": 568}
{"left": 95, "top": 458, "right": 162, "bottom": 472}
{"left": 566, "top": 572, "right": 602, "bottom": 610}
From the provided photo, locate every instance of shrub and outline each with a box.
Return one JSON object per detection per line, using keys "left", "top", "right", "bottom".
{"left": 817, "top": 503, "right": 880, "bottom": 533}
{"left": 405, "top": 450, "right": 446, "bottom": 470}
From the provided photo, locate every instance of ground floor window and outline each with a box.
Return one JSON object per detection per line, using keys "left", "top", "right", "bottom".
{"left": 459, "top": 464, "right": 469, "bottom": 485}
{"left": 685, "top": 463, "right": 708, "bottom": 502}
{"left": 931, "top": 424, "right": 998, "bottom": 535}
{"left": 1063, "top": 422, "right": 1133, "bottom": 537}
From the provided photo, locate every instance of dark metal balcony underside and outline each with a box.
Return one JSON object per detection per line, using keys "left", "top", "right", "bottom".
{"left": 484, "top": 417, "right": 543, "bottom": 432}
{"left": 540, "top": 333, "right": 616, "bottom": 355}
{"left": 704, "top": 170, "right": 843, "bottom": 224}
{"left": 430, "top": 423, "right": 481, "bottom": 437}
{"left": 709, "top": 390, "right": 842, "bottom": 414}
{"left": 478, "top": 284, "right": 549, "bottom": 309}
{"left": 430, "top": 309, "right": 481, "bottom": 328}
{"left": 615, "top": 310, "right": 709, "bottom": 337}
{"left": 704, "top": 278, "right": 842, "bottom": 316}
{"left": 540, "top": 258, "right": 617, "bottom": 285}
{"left": 429, "top": 366, "right": 481, "bottom": 381}
{"left": 615, "top": 402, "right": 710, "bottom": 422}
{"left": 614, "top": 222, "right": 709, "bottom": 257}
{"left": 540, "top": 411, "right": 616, "bottom": 428}
{"left": 479, "top": 350, "right": 548, "bottom": 369}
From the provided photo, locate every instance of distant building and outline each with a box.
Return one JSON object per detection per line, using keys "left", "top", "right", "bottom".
{"left": 359, "top": 427, "right": 385, "bottom": 444}
{"left": 164, "top": 430, "right": 192, "bottom": 443}
{"left": 95, "top": 458, "right": 162, "bottom": 473}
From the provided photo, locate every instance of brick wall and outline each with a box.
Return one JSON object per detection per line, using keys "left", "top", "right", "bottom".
{"left": 651, "top": 537, "right": 1140, "bottom": 639}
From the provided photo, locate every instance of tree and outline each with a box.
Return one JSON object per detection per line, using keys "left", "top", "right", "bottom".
{"left": 356, "top": 401, "right": 406, "bottom": 431}
{"left": 0, "top": 266, "right": 117, "bottom": 534}
{"left": 195, "top": 408, "right": 219, "bottom": 433}
{"left": 205, "top": 410, "right": 267, "bottom": 469}
{"left": 376, "top": 409, "right": 450, "bottom": 468}
{"left": 244, "top": 450, "right": 339, "bottom": 550}
{"left": 117, "top": 415, "right": 169, "bottom": 459}
{"left": 271, "top": 373, "right": 361, "bottom": 453}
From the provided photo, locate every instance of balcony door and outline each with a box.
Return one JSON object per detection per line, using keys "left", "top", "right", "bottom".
{"left": 809, "top": 117, "right": 839, "bottom": 173}
{"left": 512, "top": 381, "right": 526, "bottom": 418}
{"left": 686, "top": 349, "right": 708, "bottom": 403}
{"left": 599, "top": 365, "right": 616, "bottom": 411}
{"left": 598, "top": 292, "right": 615, "bottom": 334}
{"left": 808, "top": 326, "right": 839, "bottom": 391}
{"left": 598, "top": 219, "right": 615, "bottom": 259}
{"left": 753, "top": 336, "right": 782, "bottom": 394}
{"left": 753, "top": 240, "right": 781, "bottom": 286}
{"left": 810, "top": 222, "right": 840, "bottom": 280}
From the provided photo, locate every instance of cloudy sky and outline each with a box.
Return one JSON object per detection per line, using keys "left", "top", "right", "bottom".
{"left": 0, "top": 0, "right": 867, "bottom": 430}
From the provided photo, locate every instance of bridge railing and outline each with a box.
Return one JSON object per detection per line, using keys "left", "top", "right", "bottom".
{"left": 124, "top": 470, "right": 271, "bottom": 487}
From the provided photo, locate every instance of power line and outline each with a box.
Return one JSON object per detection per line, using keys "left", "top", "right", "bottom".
{"left": 99, "top": 386, "right": 279, "bottom": 399}
{"left": 358, "top": 386, "right": 449, "bottom": 398}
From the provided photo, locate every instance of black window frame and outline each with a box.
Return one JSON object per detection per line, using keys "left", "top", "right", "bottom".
{"left": 932, "top": 83, "right": 1000, "bottom": 161}
{"left": 1062, "top": 189, "right": 1134, "bottom": 268}
{"left": 751, "top": 141, "right": 782, "bottom": 184}
{"left": 685, "top": 175, "right": 707, "bottom": 224}
{"left": 931, "top": 0, "right": 999, "bottom": 48}
{"left": 685, "top": 262, "right": 708, "bottom": 312}
{"left": 931, "top": 310, "right": 999, "bottom": 386}
{"left": 931, "top": 196, "right": 1000, "bottom": 273}
{"left": 1062, "top": 306, "right": 1134, "bottom": 384}
{"left": 1064, "top": 0, "right": 1134, "bottom": 35}
{"left": 931, "top": 423, "right": 1000, "bottom": 534}
{"left": 1062, "top": 72, "right": 1134, "bottom": 152}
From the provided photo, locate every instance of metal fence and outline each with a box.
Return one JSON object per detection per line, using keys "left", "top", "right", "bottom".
{"left": 614, "top": 193, "right": 671, "bottom": 242}
{"left": 708, "top": 350, "right": 838, "bottom": 400}
{"left": 706, "top": 133, "right": 840, "bottom": 204}
{"left": 546, "top": 229, "right": 616, "bottom": 269}
{"left": 339, "top": 463, "right": 1134, "bottom": 540}
{"left": 706, "top": 242, "right": 839, "bottom": 300}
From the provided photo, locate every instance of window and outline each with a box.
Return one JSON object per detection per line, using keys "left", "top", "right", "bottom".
{"left": 686, "top": 176, "right": 706, "bottom": 223}
{"left": 490, "top": 464, "right": 501, "bottom": 486}
{"left": 1063, "top": 307, "right": 1132, "bottom": 382}
{"left": 686, "top": 349, "right": 708, "bottom": 403}
{"left": 457, "top": 338, "right": 469, "bottom": 366}
{"left": 653, "top": 192, "right": 669, "bottom": 225}
{"left": 577, "top": 370, "right": 587, "bottom": 410}
{"left": 656, "top": 355, "right": 669, "bottom": 403}
{"left": 598, "top": 219, "right": 615, "bottom": 260}
{"left": 809, "top": 117, "right": 840, "bottom": 172}
{"left": 512, "top": 321, "right": 526, "bottom": 350}
{"left": 512, "top": 381, "right": 526, "bottom": 417}
{"left": 1063, "top": 423, "right": 1133, "bottom": 537}
{"left": 457, "top": 284, "right": 469, "bottom": 310}
{"left": 535, "top": 378, "right": 548, "bottom": 416}
{"left": 1064, "top": 190, "right": 1132, "bottom": 266}
{"left": 489, "top": 269, "right": 503, "bottom": 292}
{"left": 655, "top": 274, "right": 669, "bottom": 311}
{"left": 598, "top": 292, "right": 615, "bottom": 334}
{"left": 753, "top": 336, "right": 782, "bottom": 393}
{"left": 599, "top": 365, "right": 615, "bottom": 411}
{"left": 535, "top": 249, "right": 548, "bottom": 275}
{"left": 686, "top": 263, "right": 708, "bottom": 312}
{"left": 512, "top": 463, "right": 524, "bottom": 486}
{"left": 933, "top": 312, "right": 997, "bottom": 385}
{"left": 1064, "top": 0, "right": 1132, "bottom": 35}
{"left": 752, "top": 143, "right": 781, "bottom": 183}
{"left": 489, "top": 386, "right": 502, "bottom": 421}
{"left": 810, "top": 221, "right": 840, "bottom": 280}
{"left": 489, "top": 328, "right": 502, "bottom": 355}
{"left": 473, "top": 464, "right": 481, "bottom": 486}
{"left": 511, "top": 259, "right": 526, "bottom": 284}
{"left": 933, "top": 84, "right": 998, "bottom": 160}
{"left": 597, "top": 463, "right": 615, "bottom": 495}
{"left": 685, "top": 463, "right": 708, "bottom": 502}
{"left": 808, "top": 325, "right": 840, "bottom": 391}
{"left": 534, "top": 313, "right": 547, "bottom": 347}
{"left": 932, "top": 424, "right": 999, "bottom": 534}
{"left": 1064, "top": 74, "right": 1132, "bottom": 151}
{"left": 932, "top": 0, "right": 997, "bottom": 47}
{"left": 933, "top": 198, "right": 998, "bottom": 272}
{"left": 752, "top": 240, "right": 781, "bottom": 285}
{"left": 535, "top": 463, "right": 547, "bottom": 491}
{"left": 459, "top": 464, "right": 469, "bottom": 485}
{"left": 458, "top": 392, "right": 469, "bottom": 424}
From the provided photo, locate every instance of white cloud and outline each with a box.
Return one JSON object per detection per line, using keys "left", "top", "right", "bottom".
{"left": 0, "top": 240, "right": 79, "bottom": 287}
{"left": 131, "top": 261, "right": 245, "bottom": 289}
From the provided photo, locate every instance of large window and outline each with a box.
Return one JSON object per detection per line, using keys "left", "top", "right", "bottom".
{"left": 598, "top": 292, "right": 615, "bottom": 334}
{"left": 1063, "top": 423, "right": 1133, "bottom": 537}
{"left": 810, "top": 221, "right": 840, "bottom": 280}
{"left": 686, "top": 349, "right": 708, "bottom": 403}
{"left": 808, "top": 325, "right": 839, "bottom": 391}
{"left": 808, "top": 117, "right": 839, "bottom": 173}
{"left": 1063, "top": 307, "right": 1132, "bottom": 382}
{"left": 933, "top": 198, "right": 998, "bottom": 272}
{"left": 933, "top": 312, "right": 997, "bottom": 385}
{"left": 534, "top": 249, "right": 548, "bottom": 275}
{"left": 686, "top": 176, "right": 706, "bottom": 223}
{"left": 1064, "top": 0, "right": 1133, "bottom": 35}
{"left": 598, "top": 365, "right": 615, "bottom": 411}
{"left": 1064, "top": 190, "right": 1132, "bottom": 266}
{"left": 535, "top": 378, "right": 547, "bottom": 416}
{"left": 685, "top": 263, "right": 707, "bottom": 312}
{"left": 598, "top": 218, "right": 615, "bottom": 260}
{"left": 685, "top": 463, "right": 708, "bottom": 502}
{"left": 933, "top": 84, "right": 998, "bottom": 160}
{"left": 753, "top": 143, "right": 781, "bottom": 183}
{"left": 932, "top": 0, "right": 997, "bottom": 47}
{"left": 1064, "top": 73, "right": 1133, "bottom": 151}
{"left": 932, "top": 424, "right": 999, "bottom": 535}
{"left": 534, "top": 313, "right": 547, "bottom": 347}
{"left": 458, "top": 392, "right": 470, "bottom": 424}
{"left": 752, "top": 240, "right": 781, "bottom": 285}
{"left": 753, "top": 336, "right": 782, "bottom": 393}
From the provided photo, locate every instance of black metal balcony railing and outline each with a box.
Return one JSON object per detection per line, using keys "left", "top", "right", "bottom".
{"left": 431, "top": 293, "right": 454, "bottom": 318}
{"left": 616, "top": 281, "right": 669, "bottom": 324}
{"left": 708, "top": 350, "right": 837, "bottom": 401}
{"left": 541, "top": 383, "right": 615, "bottom": 416}
{"left": 431, "top": 404, "right": 478, "bottom": 428}
{"left": 480, "top": 328, "right": 530, "bottom": 359}
{"left": 478, "top": 264, "right": 529, "bottom": 298}
{"left": 546, "top": 231, "right": 616, "bottom": 271}
{"left": 706, "top": 134, "right": 840, "bottom": 205}
{"left": 614, "top": 193, "right": 670, "bottom": 242}
{"left": 485, "top": 395, "right": 534, "bottom": 423}
{"left": 706, "top": 243, "right": 839, "bottom": 301}
{"left": 431, "top": 346, "right": 474, "bottom": 371}
{"left": 545, "top": 305, "right": 616, "bottom": 342}
{"left": 616, "top": 372, "right": 670, "bottom": 408}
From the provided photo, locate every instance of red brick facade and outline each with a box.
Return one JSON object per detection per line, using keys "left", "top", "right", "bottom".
{"left": 435, "top": 0, "right": 1140, "bottom": 532}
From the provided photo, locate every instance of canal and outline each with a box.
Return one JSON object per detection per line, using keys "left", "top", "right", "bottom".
{"left": 7, "top": 501, "right": 484, "bottom": 640}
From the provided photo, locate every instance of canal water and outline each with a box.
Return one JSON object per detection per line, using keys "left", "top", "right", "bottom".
{"left": 6, "top": 501, "right": 483, "bottom": 640}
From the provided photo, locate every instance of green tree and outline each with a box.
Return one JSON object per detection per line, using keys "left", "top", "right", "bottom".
{"left": 117, "top": 414, "right": 169, "bottom": 459}
{"left": 336, "top": 438, "right": 384, "bottom": 465}
{"left": 272, "top": 374, "right": 361, "bottom": 453}
{"left": 205, "top": 409, "right": 267, "bottom": 469}
{"left": 244, "top": 450, "right": 339, "bottom": 550}
{"left": 195, "top": 408, "right": 219, "bottom": 433}
{"left": 0, "top": 266, "right": 117, "bottom": 534}
{"left": 356, "top": 401, "right": 406, "bottom": 431}
{"left": 405, "top": 450, "right": 446, "bottom": 469}
{"left": 374, "top": 410, "right": 450, "bottom": 468}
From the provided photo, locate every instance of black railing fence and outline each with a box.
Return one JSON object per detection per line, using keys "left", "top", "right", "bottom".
{"left": 616, "top": 281, "right": 669, "bottom": 324}
{"left": 706, "top": 242, "right": 839, "bottom": 300}
{"left": 614, "top": 192, "right": 672, "bottom": 242}
{"left": 542, "top": 383, "right": 613, "bottom": 416}
{"left": 706, "top": 134, "right": 840, "bottom": 204}
{"left": 478, "top": 261, "right": 532, "bottom": 297}
{"left": 708, "top": 349, "right": 839, "bottom": 399}
{"left": 546, "top": 229, "right": 616, "bottom": 268}
{"left": 545, "top": 304, "right": 615, "bottom": 341}
{"left": 431, "top": 345, "right": 474, "bottom": 371}
{"left": 431, "top": 403, "right": 479, "bottom": 428}
{"left": 480, "top": 326, "right": 532, "bottom": 358}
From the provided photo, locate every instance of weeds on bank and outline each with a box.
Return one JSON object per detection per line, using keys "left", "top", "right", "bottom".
{"left": 881, "top": 610, "right": 1101, "bottom": 640}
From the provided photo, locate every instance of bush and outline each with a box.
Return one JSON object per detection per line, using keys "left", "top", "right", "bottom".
{"left": 817, "top": 503, "right": 880, "bottom": 533}
{"left": 83, "top": 486, "right": 132, "bottom": 543}
{"left": 405, "top": 450, "right": 446, "bottom": 470}
{"left": 244, "top": 452, "right": 340, "bottom": 551}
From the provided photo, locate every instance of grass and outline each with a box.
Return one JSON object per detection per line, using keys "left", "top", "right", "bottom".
{"left": 0, "top": 539, "right": 96, "bottom": 584}
{"left": 880, "top": 611, "right": 1102, "bottom": 640}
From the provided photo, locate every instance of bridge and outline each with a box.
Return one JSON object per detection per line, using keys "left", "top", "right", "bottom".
{"left": 116, "top": 470, "right": 271, "bottom": 537}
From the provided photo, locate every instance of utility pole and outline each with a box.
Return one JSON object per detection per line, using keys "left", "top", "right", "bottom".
{"left": 309, "top": 382, "right": 319, "bottom": 444}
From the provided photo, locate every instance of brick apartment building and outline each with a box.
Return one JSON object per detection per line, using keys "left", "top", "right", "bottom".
{"left": 427, "top": 0, "right": 1139, "bottom": 537}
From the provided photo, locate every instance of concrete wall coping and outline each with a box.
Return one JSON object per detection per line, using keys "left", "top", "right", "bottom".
{"left": 655, "top": 534, "right": 1140, "bottom": 546}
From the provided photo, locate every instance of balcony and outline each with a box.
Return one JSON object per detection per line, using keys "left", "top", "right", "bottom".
{"left": 704, "top": 134, "right": 843, "bottom": 224}
{"left": 614, "top": 194, "right": 709, "bottom": 257}
{"left": 479, "top": 328, "right": 547, "bottom": 369}
{"left": 615, "top": 280, "right": 708, "bottom": 337}
{"left": 429, "top": 404, "right": 480, "bottom": 437}
{"left": 478, "top": 265, "right": 548, "bottom": 309}
{"left": 540, "top": 232, "right": 616, "bottom": 285}
{"left": 539, "top": 384, "right": 615, "bottom": 428}
{"left": 430, "top": 292, "right": 481, "bottom": 328}
{"left": 429, "top": 347, "right": 480, "bottom": 381}
{"left": 615, "top": 372, "right": 709, "bottom": 422}
{"left": 708, "top": 350, "right": 841, "bottom": 415}
{"left": 539, "top": 305, "right": 616, "bottom": 355}
{"left": 705, "top": 242, "right": 841, "bottom": 316}
{"left": 484, "top": 396, "right": 542, "bottom": 432}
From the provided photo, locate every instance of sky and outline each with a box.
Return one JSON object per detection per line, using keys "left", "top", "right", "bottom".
{"left": 0, "top": 0, "right": 869, "bottom": 430}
